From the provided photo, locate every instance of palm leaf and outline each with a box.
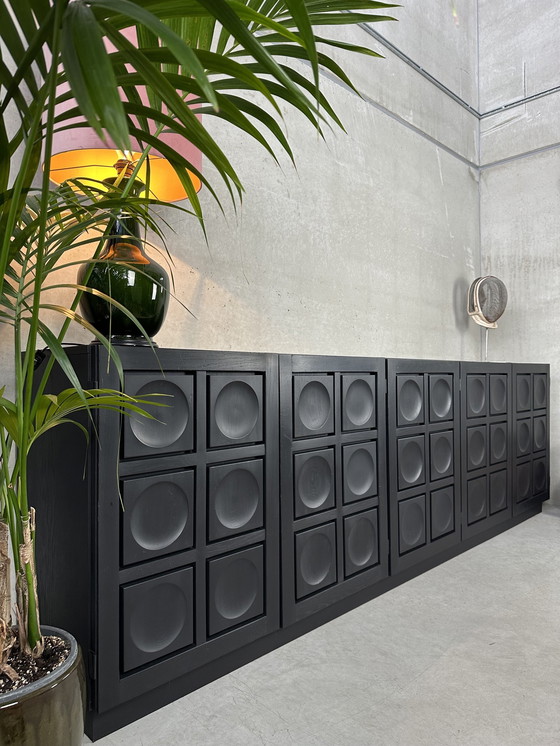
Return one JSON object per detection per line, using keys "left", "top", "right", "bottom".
{"left": 61, "top": 0, "right": 131, "bottom": 150}
{"left": 29, "top": 388, "right": 168, "bottom": 446}
{"left": 0, "top": 1, "right": 39, "bottom": 101}
{"left": 91, "top": 0, "right": 219, "bottom": 109}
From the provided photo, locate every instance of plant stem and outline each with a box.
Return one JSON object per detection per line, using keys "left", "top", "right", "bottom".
{"left": 16, "top": 0, "right": 68, "bottom": 653}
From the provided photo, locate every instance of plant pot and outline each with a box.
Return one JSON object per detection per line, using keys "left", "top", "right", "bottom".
{"left": 0, "top": 626, "right": 85, "bottom": 746}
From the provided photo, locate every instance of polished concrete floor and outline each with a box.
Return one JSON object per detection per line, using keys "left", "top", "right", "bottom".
{"left": 85, "top": 505, "right": 560, "bottom": 746}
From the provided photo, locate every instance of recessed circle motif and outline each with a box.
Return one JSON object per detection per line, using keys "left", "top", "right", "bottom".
{"left": 491, "top": 426, "right": 506, "bottom": 461}
{"left": 345, "top": 379, "right": 374, "bottom": 427}
{"left": 300, "top": 532, "right": 333, "bottom": 587}
{"left": 215, "top": 469, "right": 259, "bottom": 530}
{"left": 468, "top": 378, "right": 486, "bottom": 415}
{"left": 400, "top": 440, "right": 424, "bottom": 485}
{"left": 518, "top": 464, "right": 531, "bottom": 499}
{"left": 215, "top": 381, "right": 259, "bottom": 440}
{"left": 298, "top": 381, "right": 331, "bottom": 431}
{"left": 346, "top": 448, "right": 375, "bottom": 496}
{"left": 131, "top": 380, "right": 188, "bottom": 448}
{"left": 348, "top": 518, "right": 377, "bottom": 567}
{"left": 130, "top": 583, "right": 187, "bottom": 653}
{"left": 432, "top": 378, "right": 452, "bottom": 419}
{"left": 399, "top": 379, "right": 423, "bottom": 423}
{"left": 298, "top": 455, "right": 332, "bottom": 510}
{"left": 469, "top": 480, "right": 486, "bottom": 519}
{"left": 517, "top": 421, "right": 531, "bottom": 453}
{"left": 534, "top": 419, "right": 546, "bottom": 451}
{"left": 214, "top": 558, "right": 258, "bottom": 620}
{"left": 432, "top": 491, "right": 453, "bottom": 535}
{"left": 468, "top": 429, "right": 486, "bottom": 467}
{"left": 491, "top": 472, "right": 507, "bottom": 511}
{"left": 491, "top": 377, "right": 507, "bottom": 413}
{"left": 130, "top": 481, "right": 189, "bottom": 551}
{"left": 534, "top": 461, "right": 546, "bottom": 493}
{"left": 517, "top": 377, "right": 531, "bottom": 410}
{"left": 432, "top": 435, "right": 452, "bottom": 475}
{"left": 534, "top": 377, "right": 546, "bottom": 408}
{"left": 401, "top": 502, "right": 424, "bottom": 547}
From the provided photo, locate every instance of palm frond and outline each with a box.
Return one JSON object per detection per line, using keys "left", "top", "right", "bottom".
{"left": 28, "top": 388, "right": 168, "bottom": 447}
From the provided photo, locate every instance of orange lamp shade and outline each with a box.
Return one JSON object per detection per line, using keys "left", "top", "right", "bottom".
{"left": 48, "top": 127, "right": 202, "bottom": 203}
{"left": 48, "top": 25, "right": 202, "bottom": 203}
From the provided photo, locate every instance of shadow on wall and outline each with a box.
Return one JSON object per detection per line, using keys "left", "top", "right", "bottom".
{"left": 453, "top": 276, "right": 471, "bottom": 358}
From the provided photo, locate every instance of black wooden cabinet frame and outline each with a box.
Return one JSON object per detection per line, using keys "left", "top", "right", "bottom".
{"left": 460, "top": 362, "right": 514, "bottom": 540}
{"left": 279, "top": 355, "right": 389, "bottom": 626}
{"left": 29, "top": 347, "right": 549, "bottom": 741}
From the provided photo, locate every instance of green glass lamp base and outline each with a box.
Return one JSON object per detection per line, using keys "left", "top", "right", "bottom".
{"left": 78, "top": 212, "right": 170, "bottom": 345}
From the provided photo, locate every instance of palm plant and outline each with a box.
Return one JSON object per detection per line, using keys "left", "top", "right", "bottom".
{"left": 0, "top": 0, "right": 396, "bottom": 678}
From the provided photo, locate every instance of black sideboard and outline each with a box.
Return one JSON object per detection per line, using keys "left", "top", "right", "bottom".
{"left": 29, "top": 347, "right": 550, "bottom": 740}
{"left": 279, "top": 355, "right": 389, "bottom": 626}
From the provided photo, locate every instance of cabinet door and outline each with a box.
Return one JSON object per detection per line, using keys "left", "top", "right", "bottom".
{"left": 512, "top": 364, "right": 550, "bottom": 515}
{"left": 94, "top": 348, "right": 279, "bottom": 713}
{"left": 280, "top": 355, "right": 388, "bottom": 627}
{"left": 460, "top": 363, "right": 513, "bottom": 540}
{"left": 387, "top": 360, "right": 461, "bottom": 575}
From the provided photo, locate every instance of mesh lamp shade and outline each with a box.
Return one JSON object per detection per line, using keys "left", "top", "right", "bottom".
{"left": 467, "top": 276, "right": 508, "bottom": 329}
{"left": 48, "top": 125, "right": 202, "bottom": 203}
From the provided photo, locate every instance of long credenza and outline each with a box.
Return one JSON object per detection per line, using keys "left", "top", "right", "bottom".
{"left": 29, "top": 347, "right": 550, "bottom": 740}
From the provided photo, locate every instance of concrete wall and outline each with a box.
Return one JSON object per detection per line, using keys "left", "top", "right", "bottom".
{"left": 3, "top": 6, "right": 484, "bottom": 439}
{"left": 153, "top": 6, "right": 481, "bottom": 362}
{"left": 479, "top": 0, "right": 560, "bottom": 502}
{"left": 380, "top": 0, "right": 479, "bottom": 109}
{"left": 9, "top": 2, "right": 558, "bottom": 502}
{"left": 28, "top": 5, "right": 480, "bottom": 362}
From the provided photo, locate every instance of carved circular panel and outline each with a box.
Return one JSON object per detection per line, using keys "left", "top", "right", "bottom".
{"left": 399, "top": 378, "right": 423, "bottom": 423}
{"left": 491, "top": 424, "right": 507, "bottom": 463}
{"left": 490, "top": 376, "right": 507, "bottom": 413}
{"left": 517, "top": 376, "right": 531, "bottom": 411}
{"left": 533, "top": 460, "right": 547, "bottom": 494}
{"left": 214, "top": 469, "right": 260, "bottom": 530}
{"left": 400, "top": 499, "right": 425, "bottom": 549}
{"left": 533, "top": 418, "right": 546, "bottom": 452}
{"left": 131, "top": 380, "right": 189, "bottom": 449}
{"left": 534, "top": 376, "right": 547, "bottom": 409}
{"left": 399, "top": 439, "right": 424, "bottom": 486}
{"left": 129, "top": 582, "right": 188, "bottom": 654}
{"left": 345, "top": 379, "right": 375, "bottom": 428}
{"left": 517, "top": 463, "right": 531, "bottom": 501}
{"left": 431, "top": 377, "right": 452, "bottom": 419}
{"left": 346, "top": 447, "right": 376, "bottom": 497}
{"left": 432, "top": 434, "right": 453, "bottom": 476}
{"left": 297, "top": 381, "right": 332, "bottom": 432}
{"left": 300, "top": 531, "right": 334, "bottom": 587}
{"left": 214, "top": 381, "right": 259, "bottom": 441}
{"left": 431, "top": 488, "right": 454, "bottom": 538}
{"left": 467, "top": 377, "right": 486, "bottom": 417}
{"left": 468, "top": 428, "right": 486, "bottom": 468}
{"left": 130, "top": 481, "right": 189, "bottom": 552}
{"left": 347, "top": 516, "right": 377, "bottom": 568}
{"left": 490, "top": 471, "right": 507, "bottom": 514}
{"left": 214, "top": 557, "right": 259, "bottom": 621}
{"left": 468, "top": 477, "right": 486, "bottom": 522}
{"left": 517, "top": 420, "right": 531, "bottom": 455}
{"left": 298, "top": 455, "right": 333, "bottom": 510}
